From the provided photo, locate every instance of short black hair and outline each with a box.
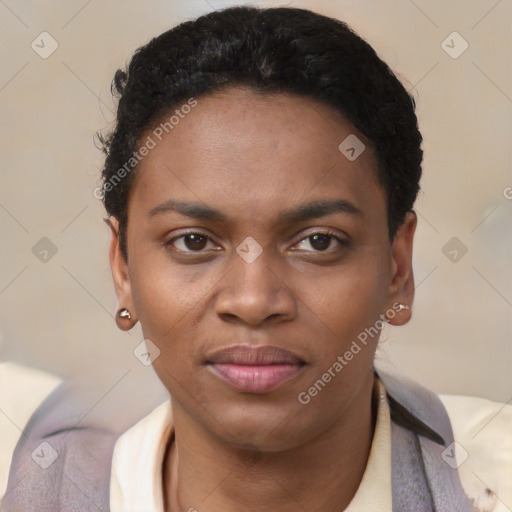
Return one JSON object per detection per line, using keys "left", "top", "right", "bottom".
{"left": 98, "top": 5, "right": 423, "bottom": 261}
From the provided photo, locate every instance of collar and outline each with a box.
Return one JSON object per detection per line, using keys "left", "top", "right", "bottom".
{"left": 375, "top": 368, "right": 448, "bottom": 447}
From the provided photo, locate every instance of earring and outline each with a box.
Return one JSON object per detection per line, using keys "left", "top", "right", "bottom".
{"left": 396, "top": 303, "right": 410, "bottom": 312}
{"left": 118, "top": 308, "right": 132, "bottom": 320}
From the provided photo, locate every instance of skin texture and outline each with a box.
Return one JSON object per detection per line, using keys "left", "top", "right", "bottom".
{"left": 109, "top": 87, "right": 417, "bottom": 512}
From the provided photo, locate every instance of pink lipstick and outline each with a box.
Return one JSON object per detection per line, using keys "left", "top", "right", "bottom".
{"left": 206, "top": 345, "right": 305, "bottom": 393}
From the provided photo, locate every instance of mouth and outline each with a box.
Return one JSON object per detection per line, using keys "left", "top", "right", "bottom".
{"left": 206, "top": 345, "right": 306, "bottom": 393}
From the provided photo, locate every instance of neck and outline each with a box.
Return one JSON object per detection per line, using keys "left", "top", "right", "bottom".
{"left": 163, "top": 374, "right": 376, "bottom": 512}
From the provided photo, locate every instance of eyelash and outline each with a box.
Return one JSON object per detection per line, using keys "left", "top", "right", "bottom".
{"left": 164, "top": 229, "right": 349, "bottom": 255}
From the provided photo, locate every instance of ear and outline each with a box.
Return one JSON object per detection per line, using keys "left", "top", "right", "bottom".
{"left": 385, "top": 211, "right": 417, "bottom": 326}
{"left": 108, "top": 217, "right": 138, "bottom": 330}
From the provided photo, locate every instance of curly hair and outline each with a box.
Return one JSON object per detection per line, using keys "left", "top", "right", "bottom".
{"left": 97, "top": 5, "right": 423, "bottom": 261}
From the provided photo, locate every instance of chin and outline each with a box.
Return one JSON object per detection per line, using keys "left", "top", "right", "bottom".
{"left": 205, "top": 400, "right": 319, "bottom": 452}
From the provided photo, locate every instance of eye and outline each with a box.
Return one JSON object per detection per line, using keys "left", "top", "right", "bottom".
{"left": 164, "top": 229, "right": 349, "bottom": 255}
{"left": 293, "top": 230, "right": 348, "bottom": 253}
{"left": 165, "top": 231, "right": 219, "bottom": 253}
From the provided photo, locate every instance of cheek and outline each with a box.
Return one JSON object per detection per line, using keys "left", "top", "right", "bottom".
{"left": 298, "top": 250, "right": 390, "bottom": 345}
{"left": 128, "top": 258, "right": 205, "bottom": 366}
{"left": 130, "top": 243, "right": 207, "bottom": 321}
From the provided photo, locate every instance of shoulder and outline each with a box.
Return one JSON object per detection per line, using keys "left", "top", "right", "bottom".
{"left": 440, "top": 393, "right": 512, "bottom": 512}
{"left": 0, "top": 361, "right": 62, "bottom": 499}
{"left": 377, "top": 367, "right": 511, "bottom": 511}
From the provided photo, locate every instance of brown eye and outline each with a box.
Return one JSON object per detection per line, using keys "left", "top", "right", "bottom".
{"left": 294, "top": 231, "right": 348, "bottom": 253}
{"left": 182, "top": 233, "right": 208, "bottom": 251}
{"left": 309, "top": 234, "right": 331, "bottom": 251}
{"left": 166, "top": 232, "right": 217, "bottom": 253}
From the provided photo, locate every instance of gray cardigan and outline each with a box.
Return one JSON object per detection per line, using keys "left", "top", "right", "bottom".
{"left": 1, "top": 369, "right": 476, "bottom": 511}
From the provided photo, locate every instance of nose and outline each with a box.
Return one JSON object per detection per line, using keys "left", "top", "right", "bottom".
{"left": 214, "top": 248, "right": 297, "bottom": 327}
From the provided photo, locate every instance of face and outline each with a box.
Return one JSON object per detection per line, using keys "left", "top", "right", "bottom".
{"left": 109, "top": 87, "right": 416, "bottom": 451}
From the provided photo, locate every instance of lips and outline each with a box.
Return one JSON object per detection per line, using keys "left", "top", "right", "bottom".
{"left": 206, "top": 345, "right": 306, "bottom": 393}
{"left": 207, "top": 345, "right": 304, "bottom": 365}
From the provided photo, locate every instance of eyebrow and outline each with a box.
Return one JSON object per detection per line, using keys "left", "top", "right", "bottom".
{"left": 148, "top": 198, "right": 362, "bottom": 225}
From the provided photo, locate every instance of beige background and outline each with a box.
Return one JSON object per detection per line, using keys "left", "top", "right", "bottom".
{"left": 0, "top": 0, "right": 511, "bottom": 402}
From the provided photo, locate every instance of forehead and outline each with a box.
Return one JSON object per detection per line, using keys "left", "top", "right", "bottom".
{"left": 129, "top": 87, "right": 385, "bottom": 228}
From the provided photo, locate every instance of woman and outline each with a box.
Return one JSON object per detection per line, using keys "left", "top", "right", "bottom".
{"left": 2, "top": 6, "right": 509, "bottom": 512}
